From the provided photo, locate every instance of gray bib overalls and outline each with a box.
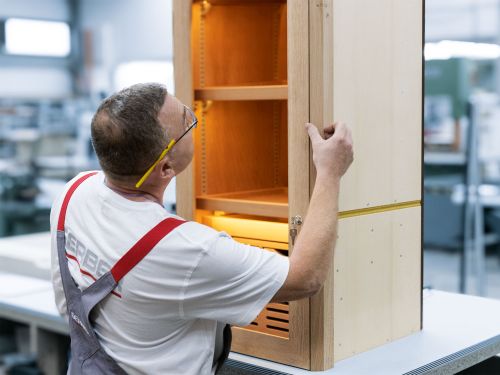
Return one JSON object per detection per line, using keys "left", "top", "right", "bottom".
{"left": 57, "top": 172, "right": 231, "bottom": 374}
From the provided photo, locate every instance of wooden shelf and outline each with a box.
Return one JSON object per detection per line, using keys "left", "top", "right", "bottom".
{"left": 193, "top": 0, "right": 286, "bottom": 6}
{"left": 196, "top": 187, "right": 288, "bottom": 218}
{"left": 194, "top": 85, "right": 287, "bottom": 101}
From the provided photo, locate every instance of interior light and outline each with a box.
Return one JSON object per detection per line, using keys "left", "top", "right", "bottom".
{"left": 425, "top": 40, "right": 500, "bottom": 61}
{"left": 5, "top": 18, "right": 71, "bottom": 57}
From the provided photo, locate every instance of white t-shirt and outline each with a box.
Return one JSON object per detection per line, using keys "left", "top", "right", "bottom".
{"left": 50, "top": 171, "right": 289, "bottom": 375}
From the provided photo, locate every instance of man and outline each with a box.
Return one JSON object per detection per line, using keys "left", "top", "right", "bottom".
{"left": 51, "top": 83, "right": 353, "bottom": 374}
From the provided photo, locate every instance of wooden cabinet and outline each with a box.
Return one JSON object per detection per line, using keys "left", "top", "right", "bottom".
{"left": 173, "top": 0, "right": 423, "bottom": 370}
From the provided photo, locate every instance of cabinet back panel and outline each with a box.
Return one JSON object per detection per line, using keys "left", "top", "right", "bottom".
{"left": 194, "top": 100, "right": 288, "bottom": 195}
{"left": 192, "top": 2, "right": 287, "bottom": 87}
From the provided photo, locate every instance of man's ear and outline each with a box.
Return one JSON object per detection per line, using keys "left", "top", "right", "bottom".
{"left": 160, "top": 158, "right": 176, "bottom": 180}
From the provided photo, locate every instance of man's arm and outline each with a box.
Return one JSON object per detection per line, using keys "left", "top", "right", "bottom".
{"left": 272, "top": 122, "right": 353, "bottom": 302}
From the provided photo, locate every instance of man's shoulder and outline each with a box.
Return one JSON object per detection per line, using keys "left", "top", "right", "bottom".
{"left": 54, "top": 170, "right": 101, "bottom": 205}
{"left": 173, "top": 220, "right": 231, "bottom": 249}
{"left": 49, "top": 171, "right": 102, "bottom": 228}
{"left": 65, "top": 170, "right": 101, "bottom": 187}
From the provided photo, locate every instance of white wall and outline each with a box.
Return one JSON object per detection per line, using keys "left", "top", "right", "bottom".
{"left": 79, "top": 0, "right": 173, "bottom": 75}
{"left": 0, "top": 0, "right": 72, "bottom": 99}
{"left": 426, "top": 0, "right": 500, "bottom": 42}
{"left": 0, "top": 67, "right": 72, "bottom": 98}
{"left": 0, "top": 0, "right": 69, "bottom": 21}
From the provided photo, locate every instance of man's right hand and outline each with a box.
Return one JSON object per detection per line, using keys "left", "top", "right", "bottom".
{"left": 272, "top": 121, "right": 353, "bottom": 303}
{"left": 305, "top": 122, "right": 353, "bottom": 180}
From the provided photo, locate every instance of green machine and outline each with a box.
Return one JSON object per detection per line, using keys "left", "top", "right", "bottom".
{"left": 423, "top": 58, "right": 472, "bottom": 249}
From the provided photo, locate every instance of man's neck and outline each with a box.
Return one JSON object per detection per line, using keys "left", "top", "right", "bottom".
{"left": 104, "top": 177, "right": 164, "bottom": 206}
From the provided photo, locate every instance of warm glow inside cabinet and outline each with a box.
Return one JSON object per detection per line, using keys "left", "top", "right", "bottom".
{"left": 173, "top": 0, "right": 423, "bottom": 370}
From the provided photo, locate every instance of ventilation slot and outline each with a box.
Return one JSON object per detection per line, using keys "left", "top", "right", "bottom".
{"left": 242, "top": 302, "right": 289, "bottom": 338}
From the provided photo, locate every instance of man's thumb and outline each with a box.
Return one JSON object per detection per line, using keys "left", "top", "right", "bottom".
{"left": 305, "top": 123, "right": 322, "bottom": 143}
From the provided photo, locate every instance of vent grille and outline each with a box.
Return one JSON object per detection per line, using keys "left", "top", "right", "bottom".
{"left": 243, "top": 302, "right": 289, "bottom": 338}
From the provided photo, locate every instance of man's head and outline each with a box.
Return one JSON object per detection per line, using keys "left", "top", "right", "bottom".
{"left": 91, "top": 83, "right": 194, "bottom": 188}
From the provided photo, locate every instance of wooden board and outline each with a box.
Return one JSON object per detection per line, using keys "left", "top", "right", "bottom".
{"left": 173, "top": 0, "right": 195, "bottom": 220}
{"left": 308, "top": 0, "right": 335, "bottom": 369}
{"left": 284, "top": 0, "right": 311, "bottom": 370}
{"left": 197, "top": 187, "right": 288, "bottom": 218}
{"left": 195, "top": 85, "right": 288, "bottom": 101}
{"left": 333, "top": 206, "right": 422, "bottom": 361}
{"left": 331, "top": 0, "right": 423, "bottom": 212}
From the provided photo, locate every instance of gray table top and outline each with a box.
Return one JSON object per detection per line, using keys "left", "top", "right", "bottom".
{"left": 0, "top": 232, "right": 52, "bottom": 279}
{"left": 1, "top": 274, "right": 500, "bottom": 374}
{"left": 229, "top": 290, "right": 500, "bottom": 374}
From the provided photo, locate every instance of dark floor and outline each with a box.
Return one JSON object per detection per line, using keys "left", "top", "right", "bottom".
{"left": 458, "top": 356, "right": 500, "bottom": 374}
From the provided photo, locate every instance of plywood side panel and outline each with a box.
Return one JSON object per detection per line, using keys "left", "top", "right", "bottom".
{"left": 391, "top": 206, "right": 422, "bottom": 340}
{"left": 333, "top": 207, "right": 421, "bottom": 361}
{"left": 332, "top": 0, "right": 423, "bottom": 212}
{"left": 173, "top": 0, "right": 195, "bottom": 220}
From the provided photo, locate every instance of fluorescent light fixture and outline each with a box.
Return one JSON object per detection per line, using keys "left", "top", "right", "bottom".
{"left": 425, "top": 40, "right": 500, "bottom": 61}
{"left": 5, "top": 18, "right": 71, "bottom": 57}
{"left": 114, "top": 61, "right": 174, "bottom": 92}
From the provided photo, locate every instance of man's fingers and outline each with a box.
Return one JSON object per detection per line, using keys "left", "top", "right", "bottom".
{"left": 306, "top": 122, "right": 351, "bottom": 145}
{"left": 323, "top": 125, "right": 335, "bottom": 139}
{"left": 345, "top": 126, "right": 353, "bottom": 146}
{"left": 323, "top": 123, "right": 336, "bottom": 135}
{"left": 332, "top": 122, "right": 348, "bottom": 138}
{"left": 324, "top": 122, "right": 347, "bottom": 136}
{"left": 305, "top": 123, "right": 323, "bottom": 144}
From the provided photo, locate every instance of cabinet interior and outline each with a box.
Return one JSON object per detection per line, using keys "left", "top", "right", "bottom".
{"left": 194, "top": 100, "right": 288, "bottom": 218}
{"left": 192, "top": 0, "right": 290, "bottom": 339}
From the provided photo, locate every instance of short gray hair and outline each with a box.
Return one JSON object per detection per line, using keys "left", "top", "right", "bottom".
{"left": 91, "top": 83, "right": 168, "bottom": 181}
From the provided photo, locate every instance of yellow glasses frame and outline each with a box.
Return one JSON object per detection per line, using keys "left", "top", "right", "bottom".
{"left": 135, "top": 106, "right": 198, "bottom": 188}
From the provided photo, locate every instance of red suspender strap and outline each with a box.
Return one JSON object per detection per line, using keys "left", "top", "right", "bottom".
{"left": 57, "top": 172, "right": 98, "bottom": 231}
{"left": 110, "top": 217, "right": 186, "bottom": 283}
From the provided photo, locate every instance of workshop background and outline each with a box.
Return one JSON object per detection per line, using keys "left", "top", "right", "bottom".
{"left": 0, "top": 0, "right": 500, "bottom": 373}
{"left": 1, "top": 0, "right": 500, "bottom": 296}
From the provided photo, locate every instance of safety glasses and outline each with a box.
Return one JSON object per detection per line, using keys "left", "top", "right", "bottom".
{"left": 135, "top": 105, "right": 197, "bottom": 188}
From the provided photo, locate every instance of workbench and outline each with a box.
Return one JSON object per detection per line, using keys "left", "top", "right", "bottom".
{"left": 0, "top": 270, "right": 499, "bottom": 374}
